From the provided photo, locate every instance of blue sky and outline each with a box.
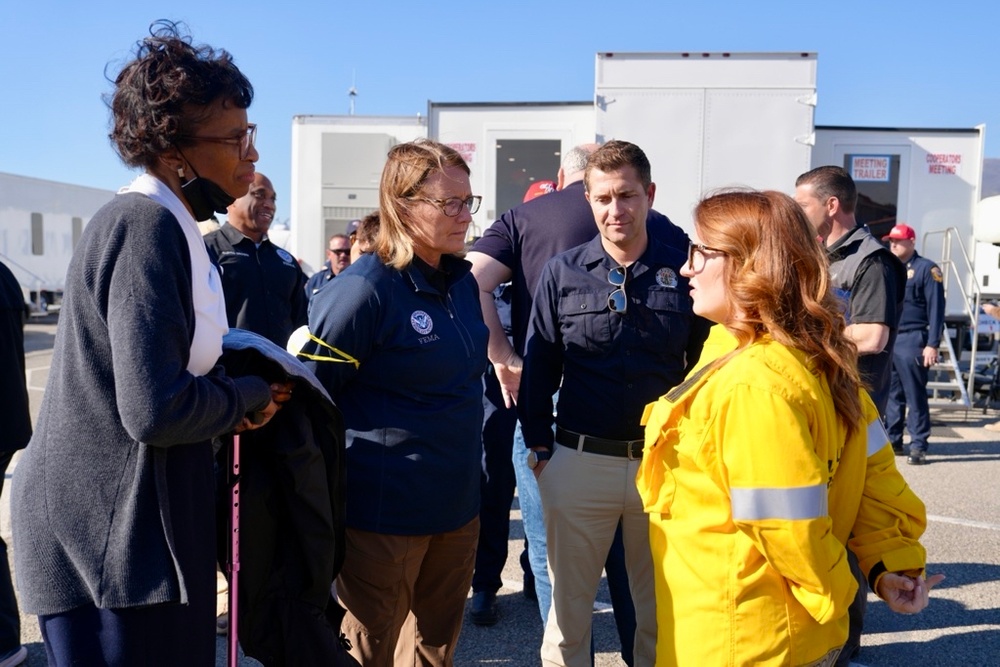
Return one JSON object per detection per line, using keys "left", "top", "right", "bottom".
{"left": 3, "top": 1, "right": 999, "bottom": 224}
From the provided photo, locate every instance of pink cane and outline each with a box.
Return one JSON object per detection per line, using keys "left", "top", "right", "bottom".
{"left": 227, "top": 432, "right": 242, "bottom": 667}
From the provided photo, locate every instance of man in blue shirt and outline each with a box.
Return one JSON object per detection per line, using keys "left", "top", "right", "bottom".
{"left": 883, "top": 223, "right": 945, "bottom": 465}
{"left": 519, "top": 141, "right": 708, "bottom": 667}
{"left": 468, "top": 144, "right": 687, "bottom": 661}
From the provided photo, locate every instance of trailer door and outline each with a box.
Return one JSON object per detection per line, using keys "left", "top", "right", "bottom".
{"left": 831, "top": 145, "right": 911, "bottom": 240}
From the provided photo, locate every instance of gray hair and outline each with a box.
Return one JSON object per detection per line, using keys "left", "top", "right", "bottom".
{"left": 561, "top": 145, "right": 594, "bottom": 174}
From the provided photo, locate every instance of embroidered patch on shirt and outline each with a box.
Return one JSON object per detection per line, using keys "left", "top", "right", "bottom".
{"left": 931, "top": 266, "right": 943, "bottom": 283}
{"left": 277, "top": 248, "right": 296, "bottom": 265}
{"left": 655, "top": 267, "right": 678, "bottom": 288}
{"left": 411, "top": 310, "right": 434, "bottom": 335}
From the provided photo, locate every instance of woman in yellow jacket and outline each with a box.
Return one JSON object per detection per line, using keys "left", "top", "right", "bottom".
{"left": 636, "top": 190, "right": 943, "bottom": 667}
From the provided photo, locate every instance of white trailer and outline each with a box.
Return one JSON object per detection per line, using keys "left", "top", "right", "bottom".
{"left": 594, "top": 51, "right": 817, "bottom": 229}
{"left": 289, "top": 114, "right": 427, "bottom": 274}
{"left": 0, "top": 172, "right": 113, "bottom": 311}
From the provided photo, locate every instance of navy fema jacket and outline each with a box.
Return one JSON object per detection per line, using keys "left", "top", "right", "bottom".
{"left": 300, "top": 252, "right": 488, "bottom": 535}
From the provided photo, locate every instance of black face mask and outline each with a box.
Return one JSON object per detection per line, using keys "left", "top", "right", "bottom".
{"left": 179, "top": 168, "right": 237, "bottom": 222}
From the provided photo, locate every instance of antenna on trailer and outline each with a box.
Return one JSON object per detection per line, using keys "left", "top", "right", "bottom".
{"left": 348, "top": 69, "right": 358, "bottom": 116}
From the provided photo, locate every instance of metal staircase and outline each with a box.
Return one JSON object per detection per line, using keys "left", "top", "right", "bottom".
{"left": 921, "top": 228, "right": 994, "bottom": 411}
{"left": 927, "top": 331, "right": 970, "bottom": 408}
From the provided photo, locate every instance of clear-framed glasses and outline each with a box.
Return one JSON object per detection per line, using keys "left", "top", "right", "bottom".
{"left": 179, "top": 123, "right": 257, "bottom": 160}
{"left": 608, "top": 265, "right": 628, "bottom": 314}
{"left": 687, "top": 241, "right": 726, "bottom": 272}
{"left": 412, "top": 195, "right": 482, "bottom": 217}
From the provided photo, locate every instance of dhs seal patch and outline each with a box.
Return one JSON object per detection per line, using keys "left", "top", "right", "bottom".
{"left": 277, "top": 248, "right": 296, "bottom": 265}
{"left": 655, "top": 267, "right": 678, "bottom": 288}
{"left": 411, "top": 310, "right": 434, "bottom": 335}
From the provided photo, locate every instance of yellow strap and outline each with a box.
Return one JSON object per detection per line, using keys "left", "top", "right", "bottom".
{"left": 296, "top": 331, "right": 360, "bottom": 369}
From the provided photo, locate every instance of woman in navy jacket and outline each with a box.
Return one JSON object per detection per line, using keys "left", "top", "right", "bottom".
{"left": 302, "top": 139, "right": 488, "bottom": 666}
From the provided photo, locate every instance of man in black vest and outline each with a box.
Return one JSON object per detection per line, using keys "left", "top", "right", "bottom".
{"left": 794, "top": 165, "right": 906, "bottom": 667}
{"left": 795, "top": 166, "right": 905, "bottom": 414}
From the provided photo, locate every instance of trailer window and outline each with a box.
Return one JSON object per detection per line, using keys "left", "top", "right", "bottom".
{"left": 31, "top": 213, "right": 43, "bottom": 256}
{"left": 495, "top": 140, "right": 561, "bottom": 217}
{"left": 844, "top": 153, "right": 900, "bottom": 241}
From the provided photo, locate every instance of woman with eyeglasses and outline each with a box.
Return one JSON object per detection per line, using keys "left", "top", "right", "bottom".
{"left": 11, "top": 21, "right": 290, "bottom": 665}
{"left": 636, "top": 189, "right": 940, "bottom": 666}
{"left": 299, "top": 139, "right": 488, "bottom": 665}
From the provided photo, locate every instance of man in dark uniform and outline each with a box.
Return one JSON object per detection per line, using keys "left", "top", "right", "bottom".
{"left": 883, "top": 223, "right": 945, "bottom": 465}
{"left": 0, "top": 261, "right": 30, "bottom": 667}
{"left": 519, "top": 141, "right": 707, "bottom": 666}
{"left": 305, "top": 230, "right": 353, "bottom": 303}
{"left": 468, "top": 143, "right": 684, "bottom": 662}
{"left": 204, "top": 172, "right": 307, "bottom": 347}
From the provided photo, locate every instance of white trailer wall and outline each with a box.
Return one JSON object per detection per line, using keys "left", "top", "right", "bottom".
{"left": 594, "top": 52, "right": 817, "bottom": 229}
{"left": 812, "top": 126, "right": 984, "bottom": 316}
{"left": 290, "top": 115, "right": 427, "bottom": 273}
{"left": 429, "top": 102, "right": 594, "bottom": 236}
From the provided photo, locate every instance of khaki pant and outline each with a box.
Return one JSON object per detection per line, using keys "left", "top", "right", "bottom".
{"left": 337, "top": 518, "right": 479, "bottom": 666}
{"left": 538, "top": 445, "right": 656, "bottom": 667}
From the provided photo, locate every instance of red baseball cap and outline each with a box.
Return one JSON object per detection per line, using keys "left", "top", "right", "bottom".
{"left": 523, "top": 180, "right": 556, "bottom": 202}
{"left": 882, "top": 223, "right": 916, "bottom": 241}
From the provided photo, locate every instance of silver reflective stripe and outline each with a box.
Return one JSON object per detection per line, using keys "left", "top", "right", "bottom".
{"left": 867, "top": 417, "right": 889, "bottom": 457}
{"left": 731, "top": 484, "right": 828, "bottom": 521}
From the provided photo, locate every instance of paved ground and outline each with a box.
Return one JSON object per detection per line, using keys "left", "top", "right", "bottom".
{"left": 9, "top": 315, "right": 1000, "bottom": 666}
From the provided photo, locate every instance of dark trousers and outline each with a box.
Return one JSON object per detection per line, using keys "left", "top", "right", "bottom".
{"left": 886, "top": 330, "right": 932, "bottom": 454}
{"left": 472, "top": 366, "right": 519, "bottom": 594}
{"left": 836, "top": 549, "right": 867, "bottom": 667}
{"left": 0, "top": 453, "right": 18, "bottom": 656}
{"left": 605, "top": 521, "right": 636, "bottom": 667}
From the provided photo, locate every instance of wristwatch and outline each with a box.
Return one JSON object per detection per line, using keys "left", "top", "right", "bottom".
{"left": 527, "top": 449, "right": 552, "bottom": 470}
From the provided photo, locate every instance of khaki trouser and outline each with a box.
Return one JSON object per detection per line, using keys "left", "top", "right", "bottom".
{"left": 538, "top": 445, "right": 657, "bottom": 667}
{"left": 337, "top": 518, "right": 479, "bottom": 667}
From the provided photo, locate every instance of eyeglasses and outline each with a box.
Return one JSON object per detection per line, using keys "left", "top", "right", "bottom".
{"left": 687, "top": 241, "right": 726, "bottom": 272}
{"left": 608, "top": 265, "right": 628, "bottom": 314}
{"left": 179, "top": 123, "right": 257, "bottom": 160}
{"left": 411, "top": 195, "right": 482, "bottom": 217}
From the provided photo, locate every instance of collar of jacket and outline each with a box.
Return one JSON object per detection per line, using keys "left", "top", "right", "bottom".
{"left": 220, "top": 221, "right": 269, "bottom": 248}
{"left": 403, "top": 253, "right": 473, "bottom": 296}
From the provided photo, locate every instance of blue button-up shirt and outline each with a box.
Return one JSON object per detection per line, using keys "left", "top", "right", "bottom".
{"left": 519, "top": 233, "right": 710, "bottom": 447}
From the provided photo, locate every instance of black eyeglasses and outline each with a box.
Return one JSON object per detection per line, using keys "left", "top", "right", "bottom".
{"left": 411, "top": 195, "right": 482, "bottom": 217}
{"left": 179, "top": 123, "right": 257, "bottom": 160}
{"left": 687, "top": 241, "right": 726, "bottom": 272}
{"left": 608, "top": 265, "right": 628, "bottom": 314}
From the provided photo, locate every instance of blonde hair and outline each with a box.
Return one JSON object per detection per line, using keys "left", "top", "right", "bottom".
{"left": 376, "top": 139, "right": 470, "bottom": 270}
{"left": 695, "top": 189, "right": 863, "bottom": 435}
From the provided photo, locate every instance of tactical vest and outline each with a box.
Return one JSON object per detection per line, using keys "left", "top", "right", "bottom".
{"left": 828, "top": 226, "right": 893, "bottom": 320}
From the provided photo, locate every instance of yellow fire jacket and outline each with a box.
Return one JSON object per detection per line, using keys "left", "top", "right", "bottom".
{"left": 637, "top": 325, "right": 928, "bottom": 666}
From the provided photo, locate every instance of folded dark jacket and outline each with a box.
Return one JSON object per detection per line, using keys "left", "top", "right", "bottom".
{"left": 218, "top": 329, "right": 356, "bottom": 666}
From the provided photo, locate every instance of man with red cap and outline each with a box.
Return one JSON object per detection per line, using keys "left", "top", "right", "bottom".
{"left": 882, "top": 223, "right": 945, "bottom": 465}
